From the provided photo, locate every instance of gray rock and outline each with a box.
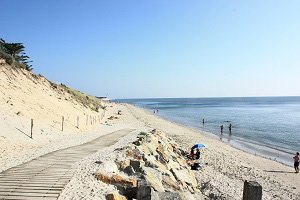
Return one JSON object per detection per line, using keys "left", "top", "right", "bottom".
{"left": 130, "top": 159, "right": 142, "bottom": 172}
{"left": 170, "top": 168, "right": 197, "bottom": 187}
{"left": 158, "top": 192, "right": 182, "bottom": 200}
{"left": 123, "top": 166, "right": 135, "bottom": 175}
{"left": 137, "top": 180, "right": 160, "bottom": 200}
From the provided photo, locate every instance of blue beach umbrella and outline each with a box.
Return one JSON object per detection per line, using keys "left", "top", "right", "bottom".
{"left": 192, "top": 143, "right": 208, "bottom": 149}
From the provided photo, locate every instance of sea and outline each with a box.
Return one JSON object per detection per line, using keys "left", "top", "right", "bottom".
{"left": 118, "top": 97, "right": 300, "bottom": 166}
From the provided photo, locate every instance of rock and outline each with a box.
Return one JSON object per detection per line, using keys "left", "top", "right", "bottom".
{"left": 242, "top": 181, "right": 262, "bottom": 200}
{"left": 118, "top": 160, "right": 130, "bottom": 171}
{"left": 108, "top": 116, "right": 115, "bottom": 120}
{"left": 143, "top": 154, "right": 168, "bottom": 171}
{"left": 123, "top": 166, "right": 135, "bottom": 175}
{"left": 0, "top": 58, "right": 6, "bottom": 65}
{"left": 141, "top": 167, "right": 165, "bottom": 192}
{"left": 126, "top": 149, "right": 143, "bottom": 160}
{"left": 137, "top": 180, "right": 160, "bottom": 200}
{"left": 154, "top": 155, "right": 160, "bottom": 161}
{"left": 179, "top": 192, "right": 196, "bottom": 200}
{"left": 130, "top": 159, "right": 142, "bottom": 172}
{"left": 133, "top": 136, "right": 147, "bottom": 146}
{"left": 157, "top": 192, "right": 182, "bottom": 200}
{"left": 162, "top": 174, "right": 181, "bottom": 191}
{"left": 139, "top": 141, "right": 159, "bottom": 158}
{"left": 191, "top": 162, "right": 202, "bottom": 171}
{"left": 166, "top": 159, "right": 180, "bottom": 170}
{"left": 116, "top": 184, "right": 138, "bottom": 200}
{"left": 101, "top": 161, "right": 119, "bottom": 173}
{"left": 110, "top": 130, "right": 199, "bottom": 198}
{"left": 150, "top": 129, "right": 157, "bottom": 134}
{"left": 96, "top": 173, "right": 137, "bottom": 187}
{"left": 106, "top": 193, "right": 127, "bottom": 200}
{"left": 139, "top": 132, "right": 149, "bottom": 136}
{"left": 170, "top": 168, "right": 197, "bottom": 188}
{"left": 176, "top": 158, "right": 187, "bottom": 166}
{"left": 156, "top": 145, "right": 171, "bottom": 164}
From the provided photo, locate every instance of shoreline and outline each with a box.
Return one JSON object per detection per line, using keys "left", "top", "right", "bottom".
{"left": 130, "top": 104, "right": 295, "bottom": 167}
{"left": 124, "top": 103, "right": 300, "bottom": 199}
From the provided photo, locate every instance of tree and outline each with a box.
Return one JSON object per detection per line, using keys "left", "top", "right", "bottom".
{"left": 0, "top": 38, "right": 33, "bottom": 71}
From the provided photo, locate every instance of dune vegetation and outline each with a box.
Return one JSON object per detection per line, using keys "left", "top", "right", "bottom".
{"left": 0, "top": 38, "right": 33, "bottom": 71}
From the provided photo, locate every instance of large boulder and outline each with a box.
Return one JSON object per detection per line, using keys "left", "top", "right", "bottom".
{"left": 141, "top": 167, "right": 165, "bottom": 192}
{"left": 162, "top": 173, "right": 182, "bottom": 191}
{"left": 170, "top": 168, "right": 197, "bottom": 188}
{"left": 99, "top": 130, "right": 200, "bottom": 199}
{"left": 126, "top": 148, "right": 143, "bottom": 160}
{"left": 137, "top": 182, "right": 160, "bottom": 200}
{"left": 158, "top": 192, "right": 182, "bottom": 200}
{"left": 106, "top": 193, "right": 127, "bottom": 200}
{"left": 96, "top": 172, "right": 137, "bottom": 187}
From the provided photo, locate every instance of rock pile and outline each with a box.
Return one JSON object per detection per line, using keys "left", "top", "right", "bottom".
{"left": 96, "top": 129, "right": 199, "bottom": 199}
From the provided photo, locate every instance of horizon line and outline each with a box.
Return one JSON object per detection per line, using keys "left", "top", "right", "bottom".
{"left": 114, "top": 95, "right": 300, "bottom": 100}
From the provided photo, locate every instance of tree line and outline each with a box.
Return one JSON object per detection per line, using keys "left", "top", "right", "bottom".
{"left": 0, "top": 38, "right": 33, "bottom": 71}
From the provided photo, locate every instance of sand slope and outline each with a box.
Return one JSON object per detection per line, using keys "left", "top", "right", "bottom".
{"left": 0, "top": 65, "right": 105, "bottom": 172}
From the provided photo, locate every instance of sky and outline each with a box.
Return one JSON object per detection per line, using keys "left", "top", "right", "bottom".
{"left": 1, "top": 0, "right": 300, "bottom": 99}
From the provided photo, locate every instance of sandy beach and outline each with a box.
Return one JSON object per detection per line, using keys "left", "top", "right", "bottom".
{"left": 38, "top": 102, "right": 299, "bottom": 199}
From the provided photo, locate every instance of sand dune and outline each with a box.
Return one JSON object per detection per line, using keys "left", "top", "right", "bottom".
{"left": 0, "top": 64, "right": 106, "bottom": 172}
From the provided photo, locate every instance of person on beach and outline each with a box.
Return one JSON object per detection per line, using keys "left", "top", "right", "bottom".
{"left": 220, "top": 124, "right": 224, "bottom": 133}
{"left": 202, "top": 118, "right": 205, "bottom": 124}
{"left": 229, "top": 123, "right": 232, "bottom": 133}
{"left": 190, "top": 148, "right": 195, "bottom": 160}
{"left": 293, "top": 152, "right": 300, "bottom": 173}
{"left": 195, "top": 149, "right": 201, "bottom": 160}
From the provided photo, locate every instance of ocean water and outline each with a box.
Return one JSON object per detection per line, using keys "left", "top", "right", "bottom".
{"left": 118, "top": 97, "right": 300, "bottom": 165}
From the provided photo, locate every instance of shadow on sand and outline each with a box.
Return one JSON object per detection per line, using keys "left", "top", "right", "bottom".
{"left": 264, "top": 170, "right": 295, "bottom": 174}
{"left": 15, "top": 127, "right": 32, "bottom": 139}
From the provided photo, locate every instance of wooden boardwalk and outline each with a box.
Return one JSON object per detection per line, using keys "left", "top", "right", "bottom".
{"left": 0, "top": 129, "right": 134, "bottom": 200}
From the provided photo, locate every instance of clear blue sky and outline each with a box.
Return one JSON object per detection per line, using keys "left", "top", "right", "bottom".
{"left": 1, "top": 0, "right": 300, "bottom": 99}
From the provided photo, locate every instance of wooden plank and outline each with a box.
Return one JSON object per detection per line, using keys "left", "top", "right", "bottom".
{"left": 0, "top": 129, "right": 134, "bottom": 200}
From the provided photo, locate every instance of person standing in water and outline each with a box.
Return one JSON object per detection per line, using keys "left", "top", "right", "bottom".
{"left": 220, "top": 124, "right": 224, "bottom": 133}
{"left": 229, "top": 123, "right": 232, "bottom": 133}
{"left": 202, "top": 118, "right": 205, "bottom": 125}
{"left": 293, "top": 152, "right": 300, "bottom": 173}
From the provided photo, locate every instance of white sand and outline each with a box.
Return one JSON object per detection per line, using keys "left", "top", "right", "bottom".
{"left": 0, "top": 65, "right": 108, "bottom": 172}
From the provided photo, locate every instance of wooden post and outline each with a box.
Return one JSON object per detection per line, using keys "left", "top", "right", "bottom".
{"left": 90, "top": 116, "right": 92, "bottom": 125}
{"left": 30, "top": 119, "right": 33, "bottom": 138}
{"left": 243, "top": 181, "right": 262, "bottom": 200}
{"left": 77, "top": 116, "right": 79, "bottom": 128}
{"left": 62, "top": 116, "right": 64, "bottom": 131}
